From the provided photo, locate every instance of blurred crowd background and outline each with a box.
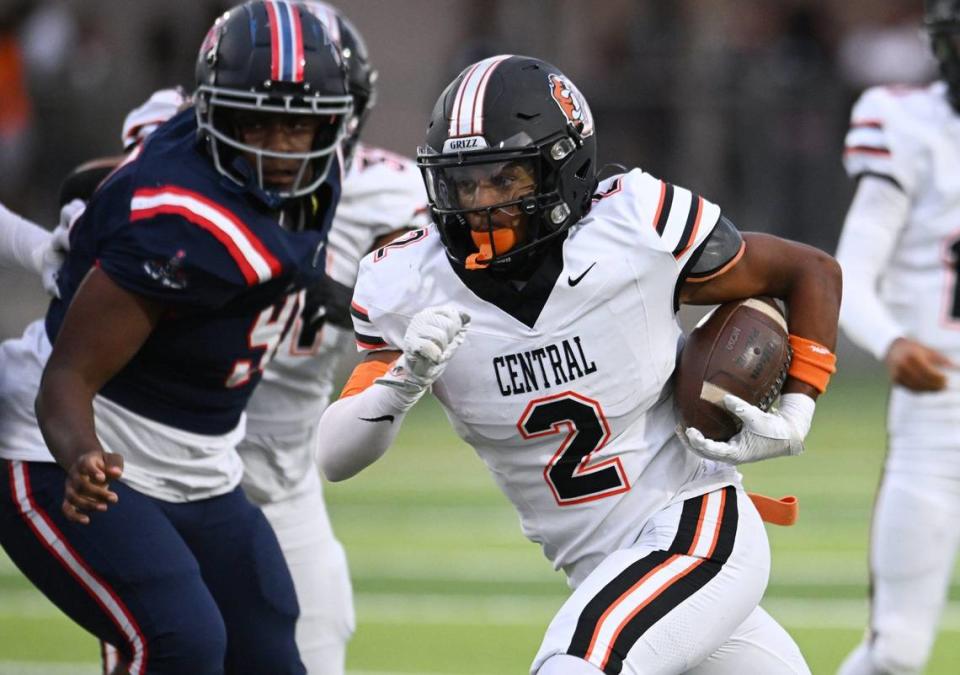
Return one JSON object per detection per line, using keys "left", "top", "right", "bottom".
{"left": 0, "top": 0, "right": 936, "bottom": 343}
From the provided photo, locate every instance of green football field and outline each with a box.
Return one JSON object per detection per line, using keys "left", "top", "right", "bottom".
{"left": 2, "top": 372, "right": 959, "bottom": 674}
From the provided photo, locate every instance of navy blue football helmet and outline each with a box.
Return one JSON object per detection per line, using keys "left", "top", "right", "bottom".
{"left": 194, "top": 0, "right": 353, "bottom": 199}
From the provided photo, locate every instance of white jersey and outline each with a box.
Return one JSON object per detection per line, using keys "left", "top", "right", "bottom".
{"left": 839, "top": 82, "right": 960, "bottom": 469}
{"left": 0, "top": 319, "right": 51, "bottom": 462}
{"left": 351, "top": 169, "right": 740, "bottom": 587}
{"left": 841, "top": 82, "right": 960, "bottom": 360}
{"left": 0, "top": 319, "right": 245, "bottom": 502}
{"left": 239, "top": 144, "right": 428, "bottom": 502}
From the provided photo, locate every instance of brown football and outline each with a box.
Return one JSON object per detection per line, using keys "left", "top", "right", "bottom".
{"left": 675, "top": 297, "right": 791, "bottom": 441}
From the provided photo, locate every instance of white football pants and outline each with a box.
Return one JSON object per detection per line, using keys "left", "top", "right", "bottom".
{"left": 838, "top": 465, "right": 960, "bottom": 675}
{"left": 252, "top": 467, "right": 355, "bottom": 675}
{"left": 532, "top": 486, "right": 809, "bottom": 674}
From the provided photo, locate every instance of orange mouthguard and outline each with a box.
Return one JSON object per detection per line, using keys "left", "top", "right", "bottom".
{"left": 466, "top": 229, "right": 518, "bottom": 270}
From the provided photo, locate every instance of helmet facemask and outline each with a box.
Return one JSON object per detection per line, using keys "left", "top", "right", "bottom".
{"left": 420, "top": 134, "right": 585, "bottom": 271}
{"left": 195, "top": 85, "right": 352, "bottom": 199}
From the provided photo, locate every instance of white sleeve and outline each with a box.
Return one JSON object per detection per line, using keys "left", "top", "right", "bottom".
{"left": 121, "top": 87, "right": 186, "bottom": 150}
{"left": 842, "top": 87, "right": 920, "bottom": 194}
{"left": 0, "top": 202, "right": 51, "bottom": 275}
{"left": 625, "top": 170, "right": 722, "bottom": 271}
{"left": 316, "top": 382, "right": 412, "bottom": 481}
{"left": 836, "top": 176, "right": 910, "bottom": 360}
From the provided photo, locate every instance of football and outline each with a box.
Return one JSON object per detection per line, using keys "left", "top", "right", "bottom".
{"left": 675, "top": 297, "right": 791, "bottom": 441}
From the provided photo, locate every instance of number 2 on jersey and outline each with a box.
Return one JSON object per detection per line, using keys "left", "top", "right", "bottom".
{"left": 518, "top": 392, "right": 630, "bottom": 506}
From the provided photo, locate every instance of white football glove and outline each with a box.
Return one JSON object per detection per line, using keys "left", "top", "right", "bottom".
{"left": 375, "top": 305, "right": 470, "bottom": 408}
{"left": 683, "top": 393, "right": 815, "bottom": 465}
{"left": 33, "top": 199, "right": 83, "bottom": 298}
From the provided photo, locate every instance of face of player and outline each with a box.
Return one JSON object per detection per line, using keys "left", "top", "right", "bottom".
{"left": 233, "top": 111, "right": 326, "bottom": 191}
{"left": 443, "top": 160, "right": 536, "bottom": 256}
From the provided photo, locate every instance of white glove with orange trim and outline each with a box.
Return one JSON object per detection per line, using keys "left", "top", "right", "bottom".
{"left": 683, "top": 393, "right": 815, "bottom": 465}
{"left": 375, "top": 305, "right": 470, "bottom": 409}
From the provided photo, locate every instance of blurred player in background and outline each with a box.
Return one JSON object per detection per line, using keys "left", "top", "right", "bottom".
{"left": 0, "top": 197, "right": 71, "bottom": 297}
{"left": 317, "top": 55, "right": 841, "bottom": 674}
{"left": 232, "top": 2, "right": 428, "bottom": 672}
{"left": 836, "top": 2, "right": 960, "bottom": 674}
{"left": 0, "top": 2, "right": 351, "bottom": 673}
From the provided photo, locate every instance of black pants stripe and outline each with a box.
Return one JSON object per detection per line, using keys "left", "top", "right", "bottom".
{"left": 567, "top": 486, "right": 739, "bottom": 674}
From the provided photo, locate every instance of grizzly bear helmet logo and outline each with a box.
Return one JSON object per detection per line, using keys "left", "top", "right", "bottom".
{"left": 548, "top": 73, "right": 594, "bottom": 139}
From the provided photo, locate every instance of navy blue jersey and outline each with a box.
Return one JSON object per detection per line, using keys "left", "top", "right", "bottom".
{"left": 45, "top": 109, "right": 340, "bottom": 434}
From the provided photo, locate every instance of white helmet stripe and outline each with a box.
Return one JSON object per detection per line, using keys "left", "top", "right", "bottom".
{"left": 448, "top": 54, "right": 512, "bottom": 138}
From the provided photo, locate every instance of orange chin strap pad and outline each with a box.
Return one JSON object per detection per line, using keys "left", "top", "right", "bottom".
{"left": 340, "top": 359, "right": 393, "bottom": 398}
{"left": 748, "top": 493, "right": 799, "bottom": 526}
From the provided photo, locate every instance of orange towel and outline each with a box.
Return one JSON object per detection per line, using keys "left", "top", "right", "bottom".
{"left": 748, "top": 493, "right": 799, "bottom": 526}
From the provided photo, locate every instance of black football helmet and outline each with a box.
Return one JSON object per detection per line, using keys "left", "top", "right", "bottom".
{"left": 417, "top": 55, "right": 598, "bottom": 270}
{"left": 194, "top": 0, "right": 353, "bottom": 200}
{"left": 925, "top": 0, "right": 960, "bottom": 111}
{"left": 301, "top": 2, "right": 378, "bottom": 164}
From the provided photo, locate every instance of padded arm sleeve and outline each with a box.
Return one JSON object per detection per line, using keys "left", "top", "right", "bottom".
{"left": 836, "top": 175, "right": 910, "bottom": 360}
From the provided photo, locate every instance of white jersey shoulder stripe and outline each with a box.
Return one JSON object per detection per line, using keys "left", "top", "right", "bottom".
{"left": 130, "top": 186, "right": 282, "bottom": 286}
{"left": 649, "top": 180, "right": 711, "bottom": 259}
{"left": 350, "top": 300, "right": 387, "bottom": 351}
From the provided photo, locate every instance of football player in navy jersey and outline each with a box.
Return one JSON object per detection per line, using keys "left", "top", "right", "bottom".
{"left": 0, "top": 2, "right": 350, "bottom": 674}
{"left": 96, "top": 7, "right": 427, "bottom": 674}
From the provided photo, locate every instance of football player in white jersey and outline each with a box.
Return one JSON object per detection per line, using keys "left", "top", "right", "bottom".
{"left": 836, "top": 3, "right": 960, "bottom": 674}
{"left": 234, "top": 4, "right": 428, "bottom": 673}
{"left": 317, "top": 55, "right": 842, "bottom": 674}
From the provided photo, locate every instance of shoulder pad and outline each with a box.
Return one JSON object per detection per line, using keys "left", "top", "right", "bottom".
{"left": 686, "top": 215, "right": 744, "bottom": 280}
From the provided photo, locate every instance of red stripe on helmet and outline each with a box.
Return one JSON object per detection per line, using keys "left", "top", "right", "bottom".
{"left": 265, "top": 1, "right": 283, "bottom": 81}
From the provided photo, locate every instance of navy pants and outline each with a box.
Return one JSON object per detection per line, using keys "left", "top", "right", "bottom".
{"left": 0, "top": 459, "right": 304, "bottom": 675}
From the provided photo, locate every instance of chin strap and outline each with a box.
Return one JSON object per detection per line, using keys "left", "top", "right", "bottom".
{"left": 465, "top": 243, "right": 493, "bottom": 270}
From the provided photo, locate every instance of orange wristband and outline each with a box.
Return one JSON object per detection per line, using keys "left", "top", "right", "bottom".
{"left": 787, "top": 335, "right": 837, "bottom": 394}
{"left": 340, "top": 359, "right": 393, "bottom": 398}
